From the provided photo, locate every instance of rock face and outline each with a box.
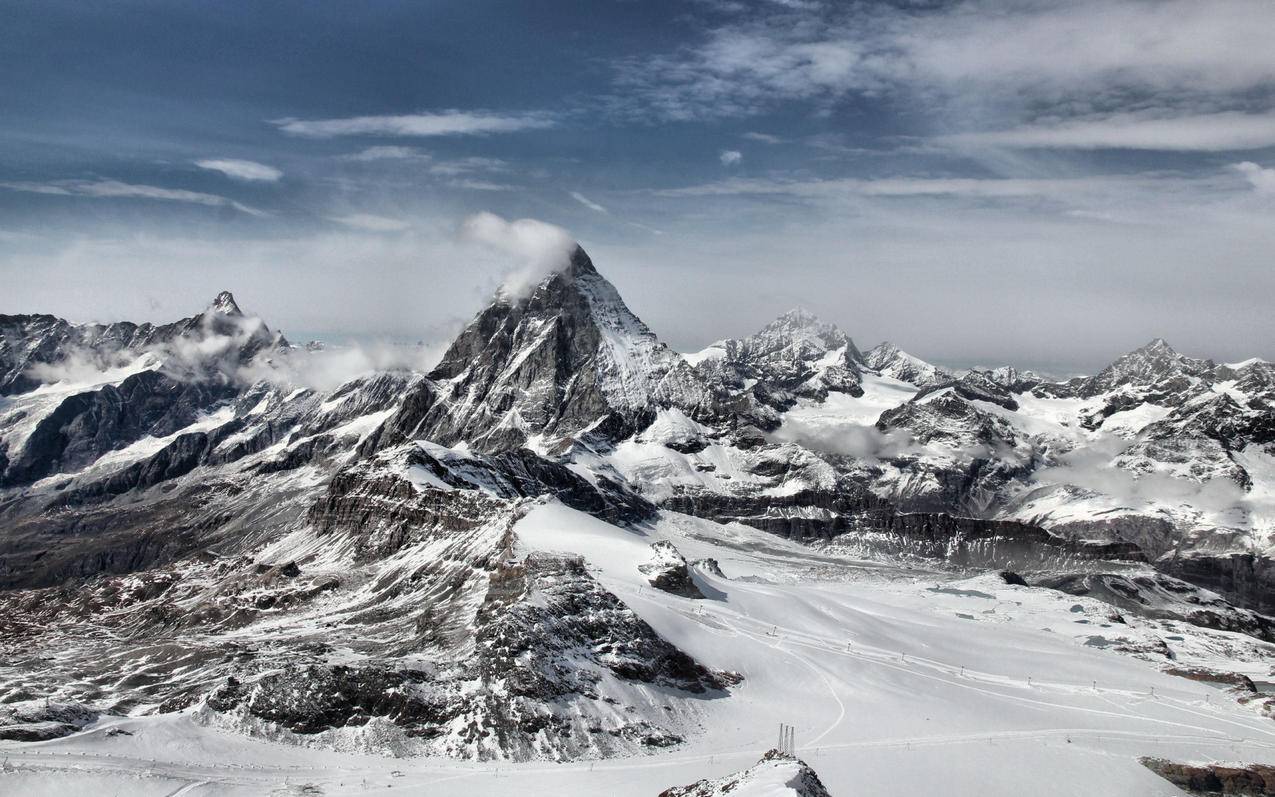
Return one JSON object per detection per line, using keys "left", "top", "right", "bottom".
{"left": 1142, "top": 757, "right": 1275, "bottom": 795}
{"left": 660, "top": 749, "right": 833, "bottom": 797}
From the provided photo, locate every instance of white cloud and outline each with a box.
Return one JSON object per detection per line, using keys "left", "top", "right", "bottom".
{"left": 341, "top": 146, "right": 431, "bottom": 161}
{"left": 940, "top": 112, "right": 1275, "bottom": 152}
{"left": 719, "top": 150, "right": 743, "bottom": 166}
{"left": 273, "top": 110, "right": 555, "bottom": 138}
{"left": 458, "top": 212, "right": 577, "bottom": 299}
{"left": 742, "top": 132, "right": 785, "bottom": 144}
{"left": 614, "top": 0, "right": 1275, "bottom": 154}
{"left": 569, "top": 190, "right": 609, "bottom": 213}
{"left": 330, "top": 213, "right": 412, "bottom": 232}
{"left": 1233, "top": 161, "right": 1275, "bottom": 194}
{"left": 195, "top": 158, "right": 282, "bottom": 182}
{"left": 0, "top": 179, "right": 265, "bottom": 215}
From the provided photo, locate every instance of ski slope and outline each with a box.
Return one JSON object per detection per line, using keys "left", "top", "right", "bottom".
{"left": 5, "top": 501, "right": 1275, "bottom": 795}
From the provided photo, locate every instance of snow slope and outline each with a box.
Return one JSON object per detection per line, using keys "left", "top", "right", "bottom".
{"left": 7, "top": 500, "right": 1275, "bottom": 795}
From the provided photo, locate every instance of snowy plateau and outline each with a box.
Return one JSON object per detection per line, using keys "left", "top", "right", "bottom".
{"left": 2, "top": 248, "right": 1275, "bottom": 795}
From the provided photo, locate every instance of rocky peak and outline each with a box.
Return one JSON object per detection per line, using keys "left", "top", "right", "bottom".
{"left": 660, "top": 749, "right": 832, "bottom": 797}
{"left": 207, "top": 291, "right": 243, "bottom": 317}
{"left": 1080, "top": 338, "right": 1214, "bottom": 398}
{"left": 406, "top": 245, "right": 719, "bottom": 453}
{"left": 695, "top": 309, "right": 865, "bottom": 405}
{"left": 864, "top": 341, "right": 952, "bottom": 388}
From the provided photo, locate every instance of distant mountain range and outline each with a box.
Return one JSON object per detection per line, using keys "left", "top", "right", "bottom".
{"left": 1, "top": 244, "right": 1272, "bottom": 763}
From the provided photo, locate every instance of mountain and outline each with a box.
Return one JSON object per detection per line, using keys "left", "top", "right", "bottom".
{"left": 691, "top": 309, "right": 866, "bottom": 410}
{"left": 363, "top": 246, "right": 728, "bottom": 455}
{"left": 863, "top": 341, "right": 952, "bottom": 387}
{"left": 2, "top": 244, "right": 1275, "bottom": 792}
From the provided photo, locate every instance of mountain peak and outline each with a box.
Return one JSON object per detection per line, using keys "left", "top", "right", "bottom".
{"left": 771, "top": 307, "right": 821, "bottom": 328}
{"left": 1079, "top": 337, "right": 1214, "bottom": 398}
{"left": 1139, "top": 337, "right": 1174, "bottom": 353}
{"left": 208, "top": 291, "right": 243, "bottom": 316}
{"left": 416, "top": 244, "right": 717, "bottom": 452}
{"left": 864, "top": 341, "right": 952, "bottom": 388}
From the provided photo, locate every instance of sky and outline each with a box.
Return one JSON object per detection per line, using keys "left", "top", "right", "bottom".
{"left": 1, "top": 0, "right": 1273, "bottom": 373}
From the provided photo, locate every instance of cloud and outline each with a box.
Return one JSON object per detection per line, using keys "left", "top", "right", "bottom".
{"left": 340, "top": 146, "right": 431, "bottom": 161}
{"left": 458, "top": 212, "right": 577, "bottom": 299}
{"left": 612, "top": 0, "right": 1275, "bottom": 149}
{"left": 1032, "top": 438, "right": 1249, "bottom": 516}
{"left": 569, "top": 190, "right": 608, "bottom": 213}
{"left": 240, "top": 341, "right": 446, "bottom": 392}
{"left": 0, "top": 179, "right": 264, "bottom": 215}
{"left": 273, "top": 110, "right": 555, "bottom": 138}
{"left": 940, "top": 112, "right": 1275, "bottom": 152}
{"left": 330, "top": 213, "right": 412, "bottom": 232}
{"left": 195, "top": 158, "right": 282, "bottom": 182}
{"left": 771, "top": 418, "right": 920, "bottom": 460}
{"left": 653, "top": 174, "right": 1154, "bottom": 200}
{"left": 1233, "top": 161, "right": 1275, "bottom": 195}
{"left": 719, "top": 149, "right": 743, "bottom": 166}
{"left": 742, "top": 132, "right": 785, "bottom": 144}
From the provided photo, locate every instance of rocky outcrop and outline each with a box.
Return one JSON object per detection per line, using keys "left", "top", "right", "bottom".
{"left": 639, "top": 541, "right": 704, "bottom": 598}
{"left": 660, "top": 749, "right": 832, "bottom": 797}
{"left": 1142, "top": 757, "right": 1275, "bottom": 795}
{"left": 1031, "top": 570, "right": 1275, "bottom": 642}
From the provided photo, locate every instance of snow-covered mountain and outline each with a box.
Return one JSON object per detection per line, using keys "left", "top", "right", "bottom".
{"left": 2, "top": 246, "right": 1274, "bottom": 795}
{"left": 863, "top": 341, "right": 952, "bottom": 388}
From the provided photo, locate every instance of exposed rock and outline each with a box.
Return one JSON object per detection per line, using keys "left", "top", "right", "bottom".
{"left": 660, "top": 749, "right": 832, "bottom": 797}
{"left": 0, "top": 700, "right": 98, "bottom": 741}
{"left": 1142, "top": 757, "right": 1275, "bottom": 795}
{"left": 1031, "top": 570, "right": 1275, "bottom": 642}
{"left": 639, "top": 541, "right": 705, "bottom": 598}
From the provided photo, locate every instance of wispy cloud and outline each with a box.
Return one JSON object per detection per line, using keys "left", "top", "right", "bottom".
{"left": 940, "top": 112, "right": 1275, "bottom": 152}
{"left": 0, "top": 179, "right": 265, "bottom": 215}
{"left": 273, "top": 110, "right": 555, "bottom": 138}
{"left": 340, "top": 146, "right": 431, "bottom": 161}
{"left": 426, "top": 156, "right": 508, "bottom": 177}
{"left": 330, "top": 213, "right": 412, "bottom": 232}
{"left": 742, "top": 132, "right": 785, "bottom": 144}
{"left": 654, "top": 174, "right": 1167, "bottom": 200}
{"left": 569, "top": 190, "right": 608, "bottom": 213}
{"left": 195, "top": 158, "right": 282, "bottom": 182}
{"left": 719, "top": 149, "right": 743, "bottom": 166}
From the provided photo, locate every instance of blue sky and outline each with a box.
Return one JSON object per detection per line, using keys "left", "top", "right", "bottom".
{"left": 2, "top": 0, "right": 1274, "bottom": 371}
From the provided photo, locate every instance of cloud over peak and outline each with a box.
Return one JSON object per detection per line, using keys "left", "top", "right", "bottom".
{"left": 459, "top": 211, "right": 577, "bottom": 299}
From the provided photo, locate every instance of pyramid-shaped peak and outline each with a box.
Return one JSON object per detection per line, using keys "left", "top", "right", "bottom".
{"left": 208, "top": 291, "right": 243, "bottom": 316}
